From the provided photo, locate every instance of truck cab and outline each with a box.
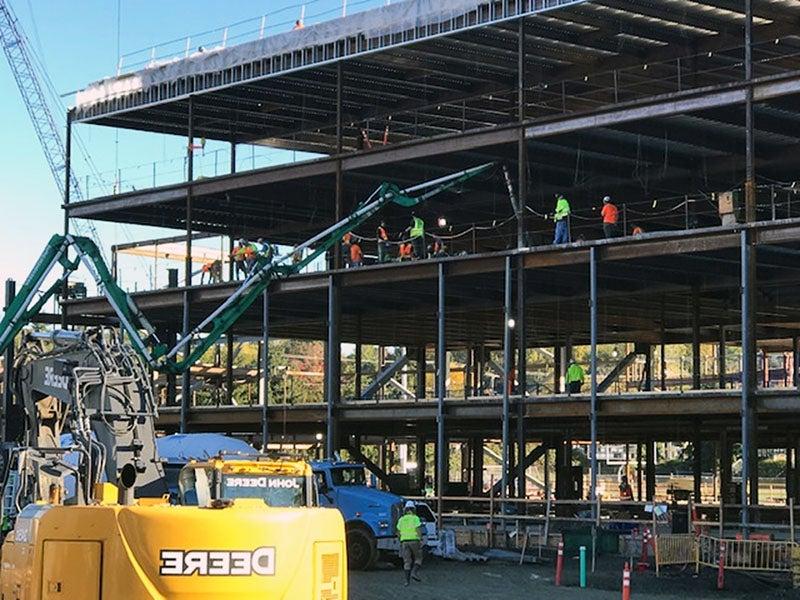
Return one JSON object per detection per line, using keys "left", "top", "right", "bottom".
{"left": 311, "top": 460, "right": 438, "bottom": 570}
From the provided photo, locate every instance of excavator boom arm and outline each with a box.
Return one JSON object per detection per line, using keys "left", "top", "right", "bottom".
{"left": 0, "top": 163, "right": 494, "bottom": 373}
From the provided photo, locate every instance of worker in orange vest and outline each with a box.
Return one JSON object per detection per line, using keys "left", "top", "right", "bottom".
{"left": 342, "top": 232, "right": 353, "bottom": 268}
{"left": 350, "top": 239, "right": 363, "bottom": 267}
{"left": 377, "top": 221, "right": 390, "bottom": 263}
{"left": 601, "top": 196, "right": 620, "bottom": 238}
{"left": 231, "top": 240, "right": 248, "bottom": 279}
{"left": 398, "top": 241, "right": 413, "bottom": 261}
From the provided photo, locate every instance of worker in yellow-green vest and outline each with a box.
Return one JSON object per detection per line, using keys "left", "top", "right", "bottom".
{"left": 396, "top": 500, "right": 425, "bottom": 586}
{"left": 566, "top": 359, "right": 584, "bottom": 394}
{"left": 552, "top": 194, "right": 571, "bottom": 245}
{"left": 407, "top": 213, "right": 425, "bottom": 259}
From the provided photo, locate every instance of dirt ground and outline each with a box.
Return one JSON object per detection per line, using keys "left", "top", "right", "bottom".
{"left": 349, "top": 555, "right": 800, "bottom": 600}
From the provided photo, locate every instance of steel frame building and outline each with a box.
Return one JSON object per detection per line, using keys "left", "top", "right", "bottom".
{"left": 61, "top": 0, "right": 800, "bottom": 528}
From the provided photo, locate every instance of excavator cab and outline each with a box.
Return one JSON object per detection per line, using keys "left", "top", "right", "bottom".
{"left": 177, "top": 457, "right": 317, "bottom": 508}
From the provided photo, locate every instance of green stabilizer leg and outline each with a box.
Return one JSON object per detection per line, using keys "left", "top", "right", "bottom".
{"left": 0, "top": 234, "right": 71, "bottom": 354}
{"left": 70, "top": 236, "right": 168, "bottom": 369}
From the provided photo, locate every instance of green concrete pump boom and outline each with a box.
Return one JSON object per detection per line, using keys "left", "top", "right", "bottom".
{"left": 0, "top": 163, "right": 493, "bottom": 373}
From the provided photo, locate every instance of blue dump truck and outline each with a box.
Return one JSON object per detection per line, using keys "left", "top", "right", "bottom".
{"left": 311, "top": 459, "right": 437, "bottom": 569}
{"left": 157, "top": 434, "right": 438, "bottom": 570}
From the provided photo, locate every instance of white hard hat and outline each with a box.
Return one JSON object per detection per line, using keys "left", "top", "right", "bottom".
{"left": 404, "top": 500, "right": 416, "bottom": 510}
{"left": 603, "top": 196, "right": 611, "bottom": 203}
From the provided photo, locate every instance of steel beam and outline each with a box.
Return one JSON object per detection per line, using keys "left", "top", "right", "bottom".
{"left": 436, "top": 262, "right": 446, "bottom": 528}
{"left": 326, "top": 275, "right": 341, "bottom": 457}
{"left": 361, "top": 353, "right": 410, "bottom": 400}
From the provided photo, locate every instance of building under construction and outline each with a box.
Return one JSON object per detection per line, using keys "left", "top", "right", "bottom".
{"left": 59, "top": 0, "right": 800, "bottom": 531}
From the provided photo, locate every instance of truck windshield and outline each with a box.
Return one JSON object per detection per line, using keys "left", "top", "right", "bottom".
{"left": 329, "top": 467, "right": 366, "bottom": 486}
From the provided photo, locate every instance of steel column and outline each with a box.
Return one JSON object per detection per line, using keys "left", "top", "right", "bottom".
{"left": 793, "top": 336, "right": 799, "bottom": 389}
{"left": 334, "top": 61, "right": 344, "bottom": 269}
{"left": 326, "top": 275, "right": 341, "bottom": 458}
{"left": 645, "top": 440, "right": 656, "bottom": 501}
{"left": 516, "top": 401, "right": 525, "bottom": 498}
{"left": 60, "top": 110, "right": 73, "bottom": 329}
{"left": 744, "top": 0, "right": 756, "bottom": 222}
{"left": 472, "top": 437, "right": 484, "bottom": 496}
{"left": 516, "top": 256, "right": 526, "bottom": 397}
{"left": 719, "top": 325, "right": 727, "bottom": 389}
{"left": 260, "top": 289, "right": 269, "bottom": 450}
{"left": 2, "top": 279, "right": 15, "bottom": 442}
{"left": 692, "top": 288, "right": 701, "bottom": 390}
{"left": 516, "top": 17, "right": 527, "bottom": 248}
{"left": 501, "top": 257, "right": 512, "bottom": 500}
{"left": 180, "top": 95, "right": 194, "bottom": 434}
{"left": 589, "top": 247, "right": 598, "bottom": 509}
{"left": 436, "top": 263, "right": 446, "bottom": 528}
{"left": 720, "top": 430, "right": 732, "bottom": 504}
{"left": 693, "top": 431, "right": 702, "bottom": 502}
{"left": 636, "top": 442, "right": 643, "bottom": 501}
{"left": 416, "top": 346, "right": 426, "bottom": 400}
{"left": 740, "top": 229, "right": 757, "bottom": 527}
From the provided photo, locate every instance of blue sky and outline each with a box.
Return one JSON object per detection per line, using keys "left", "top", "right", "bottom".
{"left": 0, "top": 0, "right": 384, "bottom": 290}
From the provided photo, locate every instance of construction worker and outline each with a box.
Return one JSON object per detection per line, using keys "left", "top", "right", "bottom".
{"left": 231, "top": 239, "right": 248, "bottom": 279}
{"left": 396, "top": 500, "right": 424, "bottom": 586}
{"left": 565, "top": 359, "right": 584, "bottom": 394}
{"left": 256, "top": 238, "right": 274, "bottom": 264}
{"left": 619, "top": 475, "right": 634, "bottom": 501}
{"left": 430, "top": 234, "right": 446, "bottom": 258}
{"left": 631, "top": 224, "right": 645, "bottom": 236}
{"left": 349, "top": 239, "right": 363, "bottom": 267}
{"left": 552, "top": 194, "right": 571, "bottom": 244}
{"left": 377, "top": 221, "right": 390, "bottom": 263}
{"left": 292, "top": 19, "right": 304, "bottom": 30}
{"left": 341, "top": 232, "right": 353, "bottom": 268}
{"left": 601, "top": 196, "right": 620, "bottom": 238}
{"left": 407, "top": 213, "right": 425, "bottom": 259}
{"left": 242, "top": 240, "right": 259, "bottom": 275}
{"left": 200, "top": 259, "right": 222, "bottom": 284}
{"left": 398, "top": 241, "right": 414, "bottom": 261}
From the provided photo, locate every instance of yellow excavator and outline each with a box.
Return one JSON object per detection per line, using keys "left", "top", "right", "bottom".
{"left": 0, "top": 329, "right": 346, "bottom": 599}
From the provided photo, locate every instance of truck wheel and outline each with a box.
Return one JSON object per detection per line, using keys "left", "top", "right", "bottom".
{"left": 347, "top": 527, "right": 378, "bottom": 570}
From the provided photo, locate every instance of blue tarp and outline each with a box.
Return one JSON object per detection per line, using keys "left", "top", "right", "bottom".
{"left": 156, "top": 433, "right": 256, "bottom": 464}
